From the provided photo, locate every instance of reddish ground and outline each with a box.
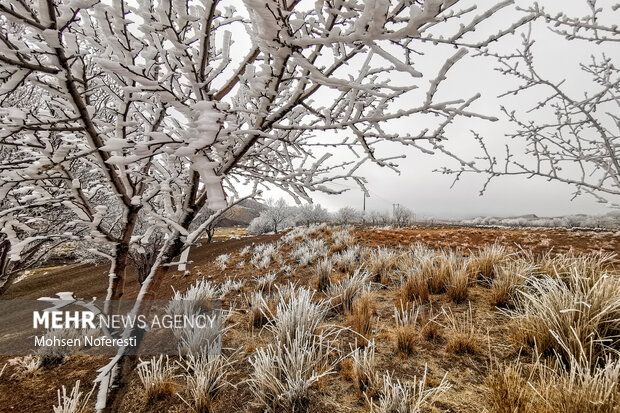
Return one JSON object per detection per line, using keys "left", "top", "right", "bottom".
{"left": 358, "top": 226, "right": 620, "bottom": 256}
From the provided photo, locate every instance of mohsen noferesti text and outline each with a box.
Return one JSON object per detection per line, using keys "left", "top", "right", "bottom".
{"left": 34, "top": 334, "right": 137, "bottom": 348}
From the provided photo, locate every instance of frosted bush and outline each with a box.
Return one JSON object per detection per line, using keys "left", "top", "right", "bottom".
{"left": 219, "top": 277, "right": 245, "bottom": 296}
{"left": 167, "top": 279, "right": 220, "bottom": 318}
{"left": 8, "top": 355, "right": 42, "bottom": 378}
{"left": 328, "top": 268, "right": 372, "bottom": 313}
{"left": 53, "top": 380, "right": 93, "bottom": 413}
{"left": 177, "top": 346, "right": 231, "bottom": 412}
{"left": 368, "top": 368, "right": 449, "bottom": 413}
{"left": 289, "top": 238, "right": 328, "bottom": 266}
{"left": 248, "top": 327, "right": 338, "bottom": 412}
{"left": 136, "top": 355, "right": 176, "bottom": 400}
{"left": 254, "top": 272, "right": 277, "bottom": 292}
{"left": 267, "top": 285, "right": 329, "bottom": 342}
{"left": 252, "top": 243, "right": 278, "bottom": 268}
{"left": 214, "top": 253, "right": 230, "bottom": 270}
{"left": 178, "top": 312, "right": 226, "bottom": 356}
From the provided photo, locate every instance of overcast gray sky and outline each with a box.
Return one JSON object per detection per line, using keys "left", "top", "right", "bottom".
{"left": 258, "top": 0, "right": 619, "bottom": 218}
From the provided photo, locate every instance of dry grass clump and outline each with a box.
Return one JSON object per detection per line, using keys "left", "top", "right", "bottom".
{"left": 177, "top": 350, "right": 231, "bottom": 413}
{"left": 418, "top": 306, "right": 442, "bottom": 342}
{"left": 442, "top": 305, "right": 479, "bottom": 355}
{"left": 251, "top": 243, "right": 278, "bottom": 269}
{"left": 219, "top": 277, "right": 245, "bottom": 297}
{"left": 393, "top": 303, "right": 420, "bottom": 357}
{"left": 331, "top": 227, "right": 356, "bottom": 253}
{"left": 446, "top": 266, "right": 469, "bottom": 304}
{"left": 367, "top": 368, "right": 449, "bottom": 413}
{"left": 368, "top": 247, "right": 399, "bottom": 284}
{"left": 239, "top": 245, "right": 251, "bottom": 256}
{"left": 504, "top": 269, "right": 620, "bottom": 362}
{"left": 487, "top": 351, "right": 620, "bottom": 413}
{"left": 314, "top": 258, "right": 333, "bottom": 292}
{"left": 267, "top": 286, "right": 329, "bottom": 341}
{"left": 168, "top": 279, "right": 219, "bottom": 316}
{"left": 348, "top": 290, "right": 377, "bottom": 342}
{"left": 137, "top": 355, "right": 177, "bottom": 401}
{"left": 248, "top": 328, "right": 338, "bottom": 412}
{"left": 403, "top": 245, "right": 456, "bottom": 296}
{"left": 53, "top": 380, "right": 93, "bottom": 413}
{"left": 8, "top": 355, "right": 42, "bottom": 379}
{"left": 396, "top": 267, "right": 430, "bottom": 306}
{"left": 333, "top": 246, "right": 364, "bottom": 273}
{"left": 214, "top": 253, "right": 230, "bottom": 270}
{"left": 247, "top": 290, "right": 272, "bottom": 329}
{"left": 486, "top": 360, "right": 538, "bottom": 413}
{"left": 175, "top": 311, "right": 227, "bottom": 356}
{"left": 490, "top": 260, "right": 535, "bottom": 308}
{"left": 429, "top": 250, "right": 460, "bottom": 294}
{"left": 343, "top": 342, "right": 380, "bottom": 396}
{"left": 289, "top": 238, "right": 328, "bottom": 266}
{"left": 328, "top": 267, "right": 372, "bottom": 313}
{"left": 537, "top": 250, "right": 616, "bottom": 279}
{"left": 254, "top": 272, "right": 277, "bottom": 293}
{"left": 534, "top": 353, "right": 620, "bottom": 413}
{"left": 467, "top": 243, "right": 509, "bottom": 281}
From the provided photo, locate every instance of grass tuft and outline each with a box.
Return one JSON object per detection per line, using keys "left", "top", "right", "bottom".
{"left": 367, "top": 368, "right": 449, "bottom": 413}
{"left": 393, "top": 303, "right": 419, "bottom": 357}
{"left": 137, "top": 355, "right": 177, "bottom": 401}
{"left": 442, "top": 305, "right": 479, "bottom": 355}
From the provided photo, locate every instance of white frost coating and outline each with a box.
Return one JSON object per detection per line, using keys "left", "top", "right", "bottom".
{"left": 1, "top": 108, "right": 26, "bottom": 121}
{"left": 100, "top": 138, "right": 132, "bottom": 152}
{"left": 191, "top": 157, "right": 227, "bottom": 210}
{"left": 177, "top": 246, "right": 190, "bottom": 272}
{"left": 355, "top": 0, "right": 390, "bottom": 38}
{"left": 243, "top": 0, "right": 281, "bottom": 52}
{"left": 371, "top": 44, "right": 422, "bottom": 77}
{"left": 186, "top": 101, "right": 228, "bottom": 210}
{"left": 42, "top": 29, "right": 61, "bottom": 48}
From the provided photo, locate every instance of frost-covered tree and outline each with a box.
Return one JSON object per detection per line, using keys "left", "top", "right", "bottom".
{"left": 248, "top": 198, "right": 294, "bottom": 234}
{"left": 368, "top": 210, "right": 391, "bottom": 226}
{"left": 296, "top": 203, "right": 329, "bottom": 227}
{"left": 263, "top": 198, "right": 293, "bottom": 234}
{"left": 247, "top": 214, "right": 273, "bottom": 235}
{"left": 0, "top": 0, "right": 534, "bottom": 409}
{"left": 334, "top": 206, "right": 359, "bottom": 225}
{"left": 392, "top": 205, "right": 415, "bottom": 227}
{"left": 443, "top": 1, "right": 620, "bottom": 207}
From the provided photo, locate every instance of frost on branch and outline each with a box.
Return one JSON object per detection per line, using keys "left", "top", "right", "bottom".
{"left": 440, "top": 1, "right": 620, "bottom": 207}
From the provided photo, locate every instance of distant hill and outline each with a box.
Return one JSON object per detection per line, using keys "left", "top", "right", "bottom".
{"left": 217, "top": 199, "right": 266, "bottom": 227}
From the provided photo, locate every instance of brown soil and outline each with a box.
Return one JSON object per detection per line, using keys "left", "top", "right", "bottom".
{"left": 0, "top": 226, "right": 618, "bottom": 412}
{"left": 358, "top": 226, "right": 620, "bottom": 256}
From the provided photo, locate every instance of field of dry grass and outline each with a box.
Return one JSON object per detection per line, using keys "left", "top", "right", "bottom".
{"left": 1, "top": 224, "right": 619, "bottom": 412}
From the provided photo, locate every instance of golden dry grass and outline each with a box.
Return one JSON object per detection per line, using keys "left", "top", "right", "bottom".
{"left": 348, "top": 291, "right": 376, "bottom": 343}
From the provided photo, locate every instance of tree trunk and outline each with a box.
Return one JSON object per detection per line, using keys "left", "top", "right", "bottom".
{"left": 0, "top": 239, "right": 16, "bottom": 296}
{"left": 0, "top": 269, "right": 18, "bottom": 297}
{"left": 106, "top": 207, "right": 141, "bottom": 302}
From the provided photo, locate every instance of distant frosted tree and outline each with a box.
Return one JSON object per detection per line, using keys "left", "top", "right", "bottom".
{"left": 247, "top": 214, "right": 273, "bottom": 235}
{"left": 368, "top": 210, "right": 391, "bottom": 226}
{"left": 296, "top": 204, "right": 329, "bottom": 227}
{"left": 264, "top": 198, "right": 293, "bottom": 234}
{"left": 335, "top": 207, "right": 360, "bottom": 225}
{"left": 392, "top": 205, "right": 415, "bottom": 227}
